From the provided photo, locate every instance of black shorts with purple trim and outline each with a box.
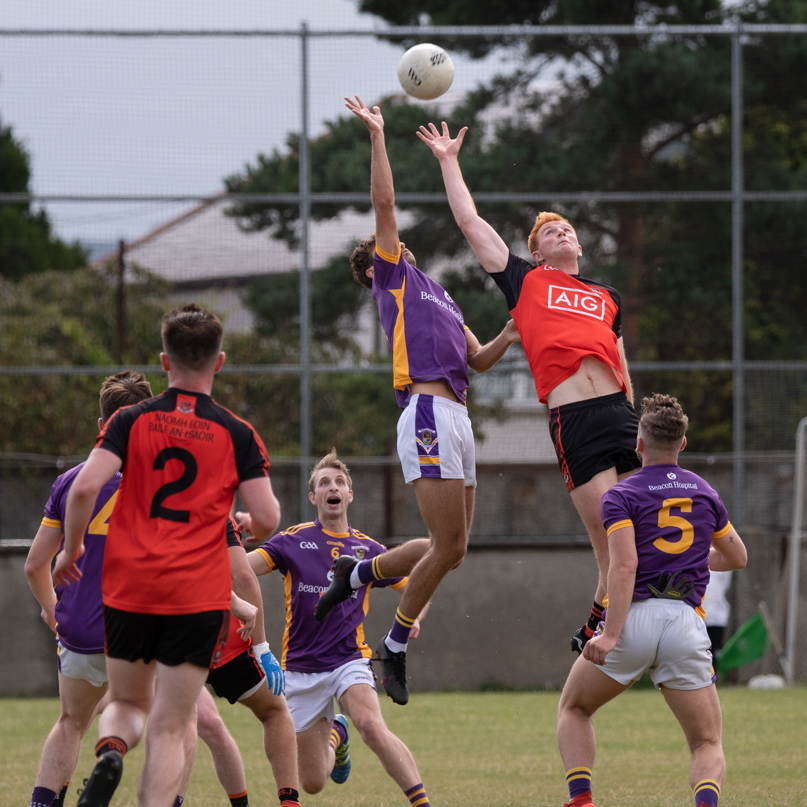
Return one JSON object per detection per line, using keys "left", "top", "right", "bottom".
{"left": 549, "top": 392, "right": 640, "bottom": 492}
{"left": 104, "top": 606, "right": 229, "bottom": 668}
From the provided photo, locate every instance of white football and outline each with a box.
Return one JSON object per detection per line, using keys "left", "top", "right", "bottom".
{"left": 397, "top": 44, "right": 455, "bottom": 100}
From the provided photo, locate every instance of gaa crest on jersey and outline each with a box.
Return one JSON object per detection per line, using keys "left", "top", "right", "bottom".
{"left": 354, "top": 547, "right": 366, "bottom": 561}
{"left": 547, "top": 285, "right": 606, "bottom": 320}
{"left": 416, "top": 428, "right": 438, "bottom": 454}
{"left": 176, "top": 395, "right": 196, "bottom": 415}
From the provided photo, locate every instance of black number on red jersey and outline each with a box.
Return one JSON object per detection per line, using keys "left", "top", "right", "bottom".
{"left": 150, "top": 447, "right": 198, "bottom": 523}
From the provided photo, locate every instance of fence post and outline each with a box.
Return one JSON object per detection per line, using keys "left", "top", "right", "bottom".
{"left": 299, "top": 22, "right": 312, "bottom": 518}
{"left": 116, "top": 238, "right": 126, "bottom": 364}
{"left": 731, "top": 31, "right": 745, "bottom": 526}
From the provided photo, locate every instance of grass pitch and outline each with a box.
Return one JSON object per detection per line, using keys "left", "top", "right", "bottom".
{"left": 2, "top": 687, "right": 804, "bottom": 806}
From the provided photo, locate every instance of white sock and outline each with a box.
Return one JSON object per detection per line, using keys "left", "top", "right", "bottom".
{"left": 384, "top": 635, "right": 408, "bottom": 654}
{"left": 349, "top": 566, "right": 362, "bottom": 590}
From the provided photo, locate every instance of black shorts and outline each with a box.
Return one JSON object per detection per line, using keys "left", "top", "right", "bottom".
{"left": 549, "top": 392, "right": 640, "bottom": 492}
{"left": 206, "top": 648, "right": 266, "bottom": 704}
{"left": 104, "top": 606, "right": 229, "bottom": 669}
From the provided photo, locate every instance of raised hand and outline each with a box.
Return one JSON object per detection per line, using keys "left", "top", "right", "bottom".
{"left": 345, "top": 95, "right": 385, "bottom": 135}
{"left": 416, "top": 121, "right": 468, "bottom": 161}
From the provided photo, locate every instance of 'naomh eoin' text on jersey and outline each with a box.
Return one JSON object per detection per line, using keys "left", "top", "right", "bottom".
{"left": 372, "top": 244, "right": 469, "bottom": 409}
{"left": 252, "top": 519, "right": 405, "bottom": 673}
{"left": 601, "top": 464, "right": 732, "bottom": 616}
{"left": 97, "top": 387, "right": 270, "bottom": 616}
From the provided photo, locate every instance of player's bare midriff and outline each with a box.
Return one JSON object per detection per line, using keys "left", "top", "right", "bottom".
{"left": 546, "top": 355, "right": 623, "bottom": 409}
{"left": 410, "top": 379, "right": 460, "bottom": 403}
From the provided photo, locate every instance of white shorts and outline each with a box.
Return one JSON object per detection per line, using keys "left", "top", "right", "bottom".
{"left": 285, "top": 659, "right": 376, "bottom": 733}
{"left": 397, "top": 393, "right": 476, "bottom": 487}
{"left": 598, "top": 599, "right": 715, "bottom": 690}
{"left": 57, "top": 642, "right": 108, "bottom": 687}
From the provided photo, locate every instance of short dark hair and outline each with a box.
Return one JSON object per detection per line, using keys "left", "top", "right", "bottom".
{"left": 99, "top": 370, "right": 153, "bottom": 422}
{"left": 308, "top": 449, "right": 353, "bottom": 492}
{"left": 350, "top": 235, "right": 376, "bottom": 289}
{"left": 640, "top": 393, "right": 689, "bottom": 448}
{"left": 161, "top": 303, "right": 224, "bottom": 371}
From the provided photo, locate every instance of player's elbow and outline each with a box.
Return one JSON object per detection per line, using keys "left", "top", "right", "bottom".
{"left": 250, "top": 499, "right": 281, "bottom": 542}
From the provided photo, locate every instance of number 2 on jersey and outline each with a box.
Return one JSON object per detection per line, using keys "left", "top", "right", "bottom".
{"left": 653, "top": 498, "right": 694, "bottom": 555}
{"left": 150, "top": 447, "right": 198, "bottom": 523}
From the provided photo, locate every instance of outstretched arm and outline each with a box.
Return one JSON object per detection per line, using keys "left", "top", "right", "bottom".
{"left": 345, "top": 95, "right": 399, "bottom": 256}
{"left": 417, "top": 122, "right": 510, "bottom": 274}
{"left": 466, "top": 320, "right": 521, "bottom": 373}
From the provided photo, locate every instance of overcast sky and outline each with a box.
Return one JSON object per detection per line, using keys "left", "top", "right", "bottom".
{"left": 0, "top": 1, "right": 504, "bottom": 251}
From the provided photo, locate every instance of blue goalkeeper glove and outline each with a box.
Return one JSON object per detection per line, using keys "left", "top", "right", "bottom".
{"left": 253, "top": 642, "right": 285, "bottom": 696}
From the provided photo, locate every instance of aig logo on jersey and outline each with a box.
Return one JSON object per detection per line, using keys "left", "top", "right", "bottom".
{"left": 547, "top": 285, "right": 605, "bottom": 320}
{"left": 299, "top": 541, "right": 319, "bottom": 550}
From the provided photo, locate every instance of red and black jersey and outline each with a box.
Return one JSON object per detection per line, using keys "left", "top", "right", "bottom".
{"left": 96, "top": 387, "right": 270, "bottom": 616}
{"left": 214, "top": 515, "right": 252, "bottom": 668}
{"left": 492, "top": 253, "right": 626, "bottom": 404}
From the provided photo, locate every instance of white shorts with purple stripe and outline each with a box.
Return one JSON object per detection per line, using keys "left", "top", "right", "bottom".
{"left": 597, "top": 599, "right": 715, "bottom": 690}
{"left": 397, "top": 393, "right": 476, "bottom": 487}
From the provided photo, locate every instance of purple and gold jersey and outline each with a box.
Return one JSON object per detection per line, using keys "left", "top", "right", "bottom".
{"left": 372, "top": 244, "right": 469, "bottom": 409}
{"left": 42, "top": 462, "right": 122, "bottom": 654}
{"left": 251, "top": 519, "right": 406, "bottom": 673}
{"left": 601, "top": 464, "right": 732, "bottom": 617}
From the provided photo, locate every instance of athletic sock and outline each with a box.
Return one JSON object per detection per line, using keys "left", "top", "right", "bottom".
{"left": 386, "top": 608, "right": 417, "bottom": 652}
{"left": 329, "top": 719, "right": 347, "bottom": 750}
{"left": 585, "top": 602, "right": 604, "bottom": 638}
{"left": 405, "top": 782, "right": 430, "bottom": 807}
{"left": 566, "top": 766, "right": 593, "bottom": 802}
{"left": 94, "top": 736, "right": 128, "bottom": 757}
{"left": 278, "top": 787, "right": 300, "bottom": 807}
{"left": 52, "top": 783, "right": 69, "bottom": 807}
{"left": 172, "top": 797, "right": 184, "bottom": 807}
{"left": 694, "top": 779, "right": 720, "bottom": 807}
{"left": 228, "top": 792, "right": 249, "bottom": 807}
{"left": 351, "top": 556, "right": 384, "bottom": 589}
{"left": 30, "top": 786, "right": 57, "bottom": 807}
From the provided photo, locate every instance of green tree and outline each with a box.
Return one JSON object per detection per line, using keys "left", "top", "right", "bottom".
{"left": 227, "top": 0, "right": 807, "bottom": 451}
{"left": 0, "top": 112, "right": 87, "bottom": 280}
{"left": 0, "top": 265, "right": 170, "bottom": 456}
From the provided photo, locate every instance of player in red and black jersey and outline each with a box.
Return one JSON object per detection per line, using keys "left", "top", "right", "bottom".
{"left": 54, "top": 304, "right": 283, "bottom": 807}
{"left": 419, "top": 124, "right": 641, "bottom": 655}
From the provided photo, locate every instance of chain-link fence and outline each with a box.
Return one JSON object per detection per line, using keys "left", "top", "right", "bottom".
{"left": 2, "top": 23, "right": 806, "bottom": 678}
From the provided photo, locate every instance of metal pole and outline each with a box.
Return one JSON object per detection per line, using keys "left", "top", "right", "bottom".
{"left": 731, "top": 33, "right": 745, "bottom": 526}
{"left": 116, "top": 239, "right": 126, "bottom": 364}
{"left": 785, "top": 417, "right": 807, "bottom": 684}
{"left": 299, "top": 22, "right": 312, "bottom": 519}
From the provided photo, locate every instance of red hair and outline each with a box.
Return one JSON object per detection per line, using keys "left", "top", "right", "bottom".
{"left": 527, "top": 212, "right": 572, "bottom": 256}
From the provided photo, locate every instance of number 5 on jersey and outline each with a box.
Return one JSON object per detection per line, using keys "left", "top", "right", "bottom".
{"left": 653, "top": 498, "right": 694, "bottom": 555}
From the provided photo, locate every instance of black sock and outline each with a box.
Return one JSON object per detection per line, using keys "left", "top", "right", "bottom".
{"left": 52, "top": 783, "right": 69, "bottom": 807}
{"left": 278, "top": 787, "right": 300, "bottom": 805}
{"left": 585, "top": 601, "right": 604, "bottom": 637}
{"left": 229, "top": 794, "right": 249, "bottom": 807}
{"left": 95, "top": 736, "right": 128, "bottom": 757}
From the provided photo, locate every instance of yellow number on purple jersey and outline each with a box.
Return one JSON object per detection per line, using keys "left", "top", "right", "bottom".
{"left": 87, "top": 490, "right": 119, "bottom": 536}
{"left": 653, "top": 498, "right": 694, "bottom": 555}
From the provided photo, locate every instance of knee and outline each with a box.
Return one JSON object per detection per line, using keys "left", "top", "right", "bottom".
{"left": 356, "top": 716, "right": 392, "bottom": 751}
{"left": 299, "top": 771, "right": 327, "bottom": 795}
{"left": 433, "top": 540, "right": 467, "bottom": 571}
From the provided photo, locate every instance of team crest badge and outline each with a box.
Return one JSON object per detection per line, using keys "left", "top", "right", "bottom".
{"left": 354, "top": 547, "right": 366, "bottom": 561}
{"left": 416, "top": 428, "right": 438, "bottom": 454}
{"left": 176, "top": 395, "right": 196, "bottom": 415}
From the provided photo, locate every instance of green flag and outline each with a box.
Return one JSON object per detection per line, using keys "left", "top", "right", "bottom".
{"left": 717, "top": 610, "right": 769, "bottom": 673}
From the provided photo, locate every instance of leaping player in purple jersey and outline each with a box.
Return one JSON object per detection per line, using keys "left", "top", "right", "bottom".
{"left": 314, "top": 95, "right": 520, "bottom": 706}
{"left": 248, "top": 451, "right": 435, "bottom": 807}
{"left": 556, "top": 395, "right": 747, "bottom": 807}
{"left": 24, "top": 372, "right": 153, "bottom": 807}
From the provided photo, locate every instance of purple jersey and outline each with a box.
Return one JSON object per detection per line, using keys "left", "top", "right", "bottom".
{"left": 251, "top": 519, "right": 406, "bottom": 673}
{"left": 601, "top": 464, "right": 732, "bottom": 617}
{"left": 42, "top": 462, "right": 122, "bottom": 654}
{"left": 372, "top": 244, "right": 469, "bottom": 409}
